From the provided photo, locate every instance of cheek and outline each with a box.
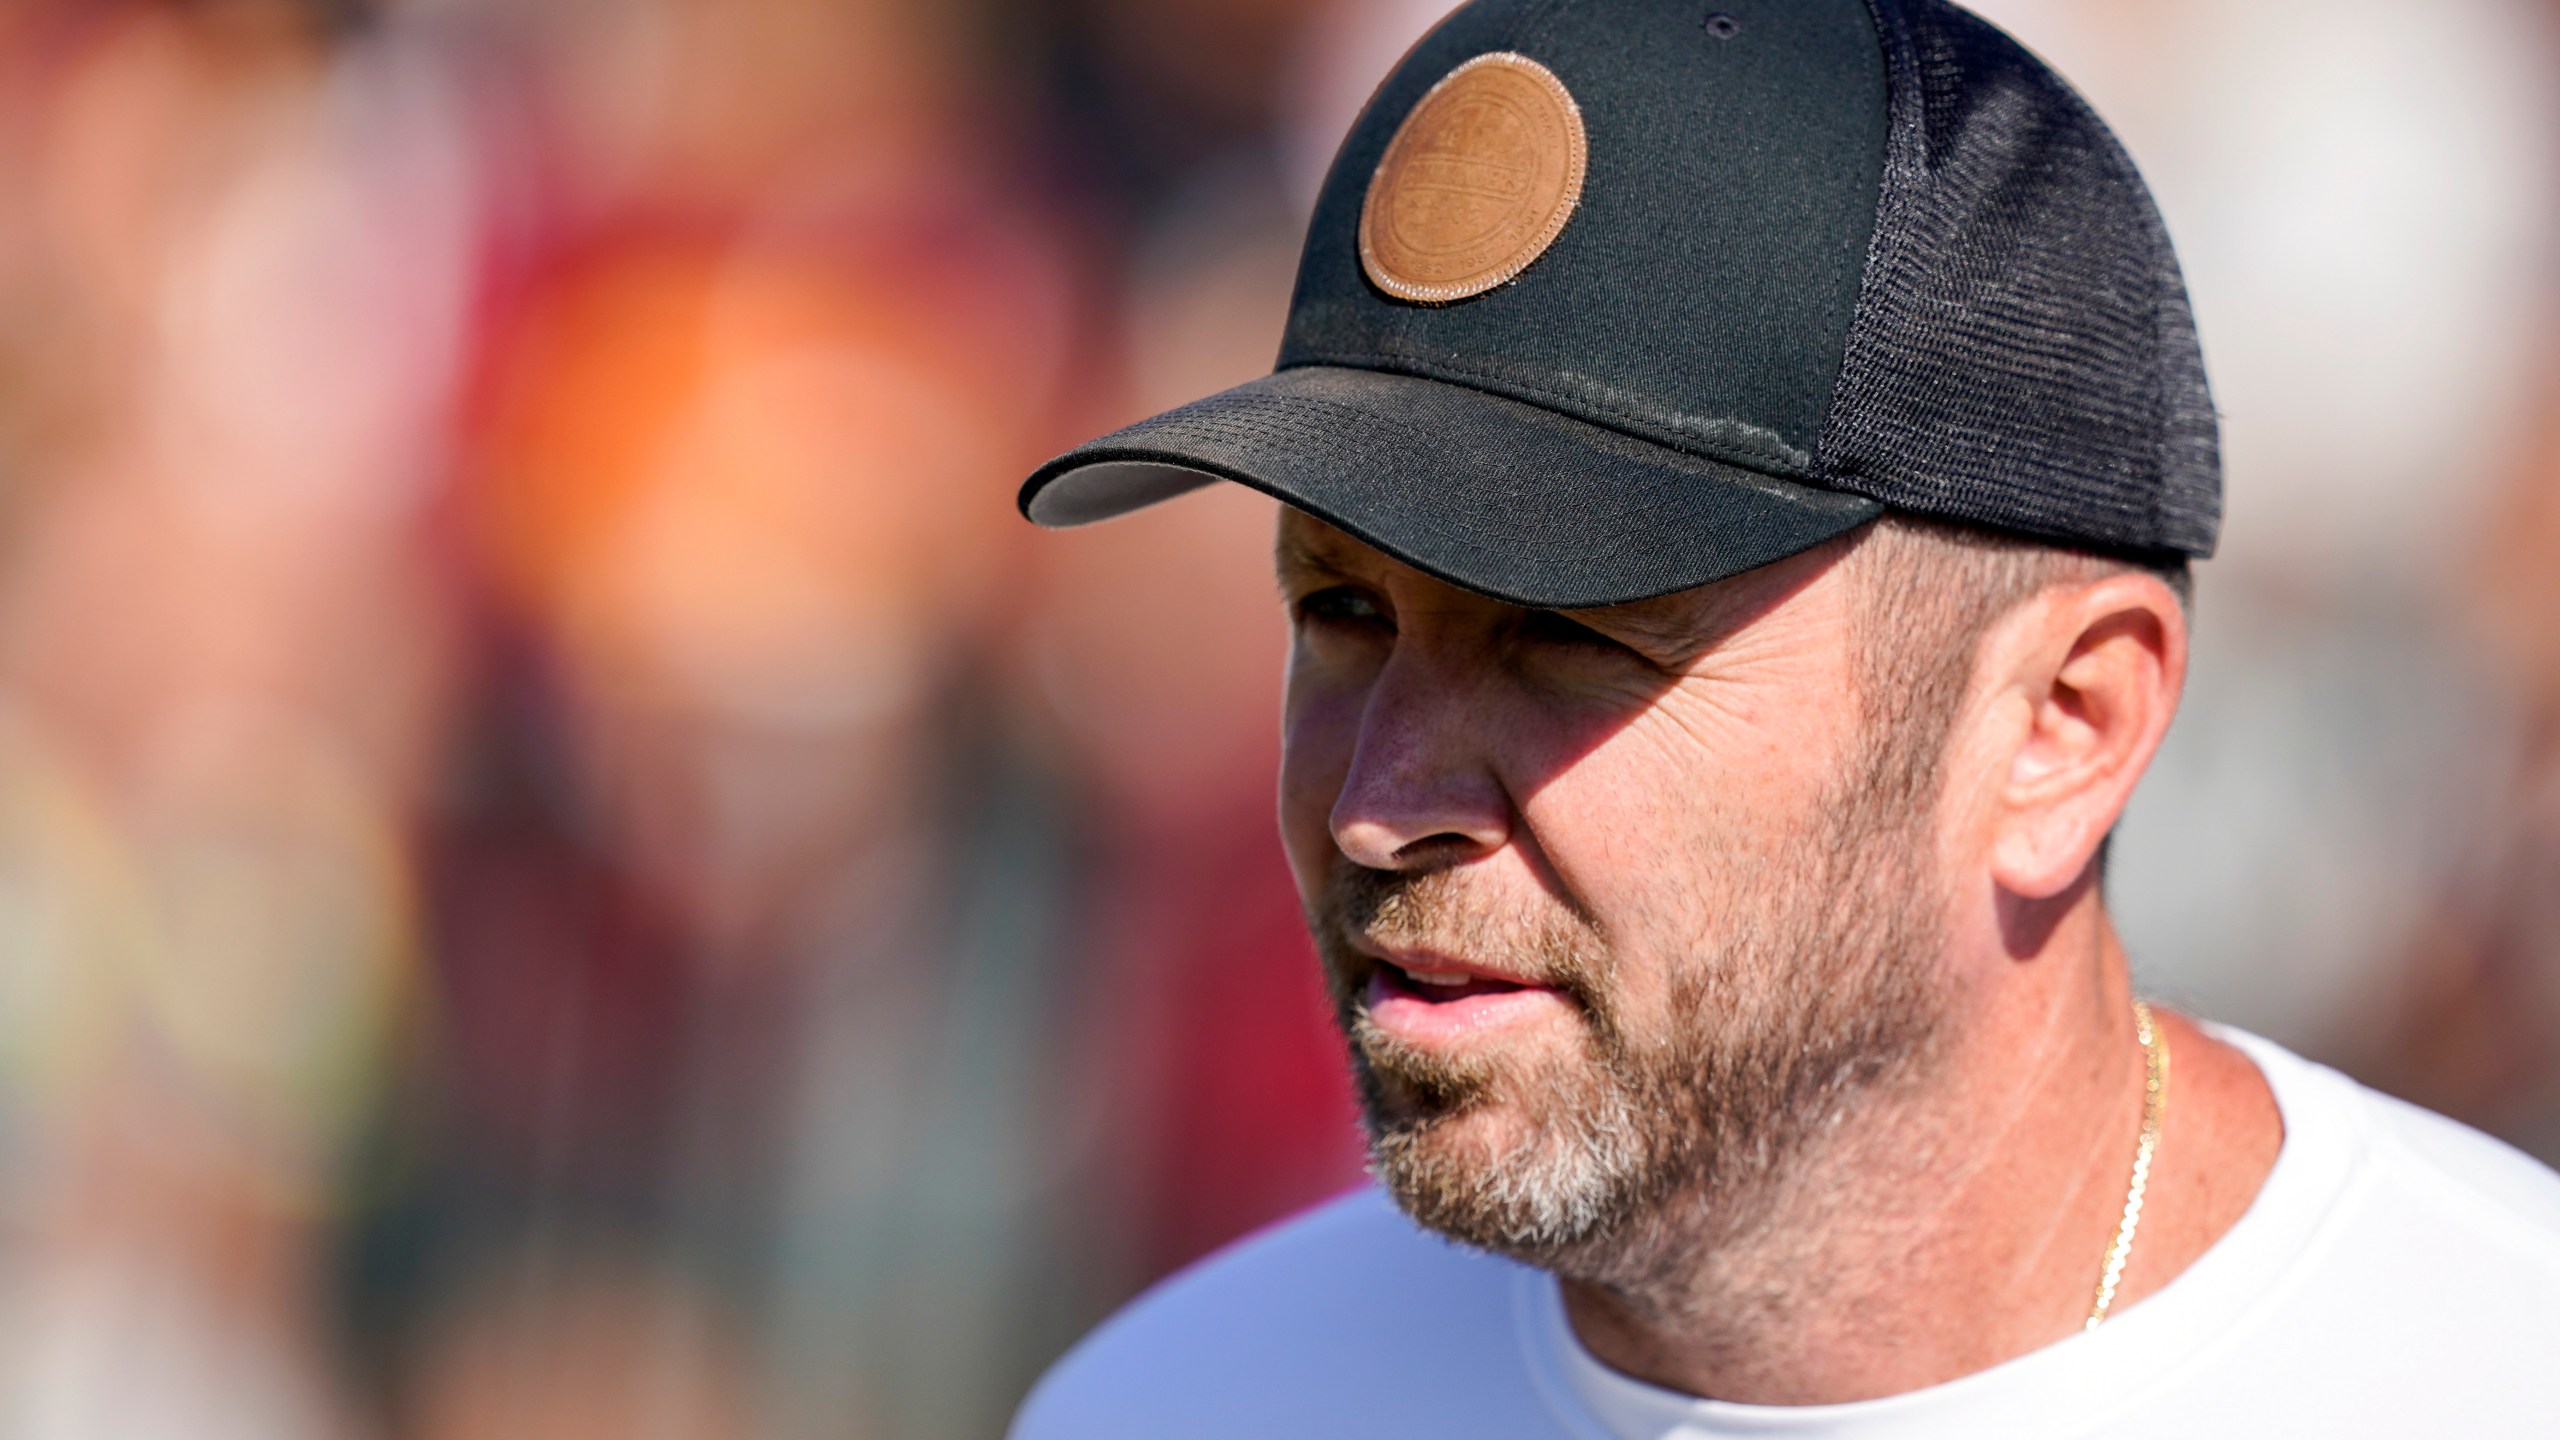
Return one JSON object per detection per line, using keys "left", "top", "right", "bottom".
{"left": 1512, "top": 697, "right": 1843, "bottom": 956}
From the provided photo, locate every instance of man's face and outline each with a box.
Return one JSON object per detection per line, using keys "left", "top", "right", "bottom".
{"left": 1275, "top": 511, "right": 1950, "bottom": 1280}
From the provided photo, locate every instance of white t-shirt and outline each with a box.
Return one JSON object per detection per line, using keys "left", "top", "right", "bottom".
{"left": 1011, "top": 1031, "right": 2560, "bottom": 1438}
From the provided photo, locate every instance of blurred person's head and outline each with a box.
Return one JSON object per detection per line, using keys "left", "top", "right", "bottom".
{"left": 469, "top": 205, "right": 1071, "bottom": 944}
{"left": 511, "top": 0, "right": 972, "bottom": 202}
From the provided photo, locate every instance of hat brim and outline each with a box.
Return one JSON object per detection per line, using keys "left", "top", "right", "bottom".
{"left": 1019, "top": 366, "right": 1880, "bottom": 610}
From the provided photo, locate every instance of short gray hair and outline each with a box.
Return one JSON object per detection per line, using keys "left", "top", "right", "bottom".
{"left": 1839, "top": 515, "right": 2191, "bottom": 843}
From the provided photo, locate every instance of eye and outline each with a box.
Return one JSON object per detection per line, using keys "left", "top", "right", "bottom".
{"left": 1517, "top": 609, "right": 1627, "bottom": 654}
{"left": 1293, "top": 585, "right": 1392, "bottom": 632}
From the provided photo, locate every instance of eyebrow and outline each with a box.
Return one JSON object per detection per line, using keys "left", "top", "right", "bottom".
{"left": 1272, "top": 527, "right": 1359, "bottom": 589}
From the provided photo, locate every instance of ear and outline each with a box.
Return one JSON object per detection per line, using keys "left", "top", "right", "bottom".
{"left": 1977, "top": 574, "right": 2188, "bottom": 900}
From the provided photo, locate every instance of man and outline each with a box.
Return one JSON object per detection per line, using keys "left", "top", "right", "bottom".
{"left": 1009, "top": 0, "right": 2560, "bottom": 1433}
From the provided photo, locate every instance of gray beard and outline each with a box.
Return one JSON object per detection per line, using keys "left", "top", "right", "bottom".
{"left": 1312, "top": 755, "right": 1948, "bottom": 1307}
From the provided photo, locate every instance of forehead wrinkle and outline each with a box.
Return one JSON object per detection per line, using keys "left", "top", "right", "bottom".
{"left": 1568, "top": 539, "right": 1853, "bottom": 665}
{"left": 1564, "top": 587, "right": 1765, "bottom": 667}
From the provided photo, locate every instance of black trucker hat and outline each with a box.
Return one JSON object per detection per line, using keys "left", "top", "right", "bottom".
{"left": 1018, "top": 0, "right": 2221, "bottom": 609}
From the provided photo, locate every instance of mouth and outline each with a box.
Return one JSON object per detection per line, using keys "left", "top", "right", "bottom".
{"left": 1360, "top": 951, "right": 1575, "bottom": 1045}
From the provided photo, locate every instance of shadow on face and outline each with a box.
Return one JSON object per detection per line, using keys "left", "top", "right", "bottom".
{"left": 1269, "top": 501, "right": 1892, "bottom": 1092}
{"left": 1270, "top": 505, "right": 1859, "bottom": 917}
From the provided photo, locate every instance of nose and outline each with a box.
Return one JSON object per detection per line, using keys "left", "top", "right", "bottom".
{"left": 1327, "top": 650, "right": 1512, "bottom": 871}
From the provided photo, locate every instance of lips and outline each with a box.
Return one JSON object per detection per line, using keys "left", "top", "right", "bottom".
{"left": 1375, "top": 960, "right": 1528, "bottom": 1003}
{"left": 1360, "top": 951, "right": 1574, "bottom": 1044}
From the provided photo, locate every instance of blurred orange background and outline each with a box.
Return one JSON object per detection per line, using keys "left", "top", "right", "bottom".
{"left": 0, "top": 1, "right": 2551, "bottom": 1436}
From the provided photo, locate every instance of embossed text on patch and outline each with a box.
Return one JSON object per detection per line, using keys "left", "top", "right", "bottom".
{"left": 1359, "top": 52, "right": 1588, "bottom": 305}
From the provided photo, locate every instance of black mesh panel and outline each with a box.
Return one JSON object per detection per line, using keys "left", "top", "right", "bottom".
{"left": 1817, "top": 0, "right": 2221, "bottom": 557}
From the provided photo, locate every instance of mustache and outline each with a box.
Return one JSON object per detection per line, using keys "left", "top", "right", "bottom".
{"left": 1311, "top": 862, "right": 1608, "bottom": 1010}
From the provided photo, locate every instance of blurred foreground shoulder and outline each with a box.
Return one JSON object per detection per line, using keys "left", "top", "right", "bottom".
{"left": 1008, "top": 1187, "right": 1549, "bottom": 1440}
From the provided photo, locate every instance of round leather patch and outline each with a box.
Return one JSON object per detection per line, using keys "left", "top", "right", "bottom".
{"left": 1359, "top": 53, "right": 1588, "bottom": 305}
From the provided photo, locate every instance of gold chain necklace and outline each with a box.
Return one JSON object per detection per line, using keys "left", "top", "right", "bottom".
{"left": 2084, "top": 1000, "right": 2170, "bottom": 1329}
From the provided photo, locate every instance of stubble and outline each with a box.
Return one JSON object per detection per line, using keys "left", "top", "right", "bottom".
{"left": 1311, "top": 739, "right": 1949, "bottom": 1305}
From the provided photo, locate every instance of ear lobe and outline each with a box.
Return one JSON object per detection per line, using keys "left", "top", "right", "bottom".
{"left": 1986, "top": 577, "right": 2186, "bottom": 901}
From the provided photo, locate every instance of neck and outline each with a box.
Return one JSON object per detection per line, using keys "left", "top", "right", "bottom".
{"left": 1556, "top": 889, "right": 2280, "bottom": 1406}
